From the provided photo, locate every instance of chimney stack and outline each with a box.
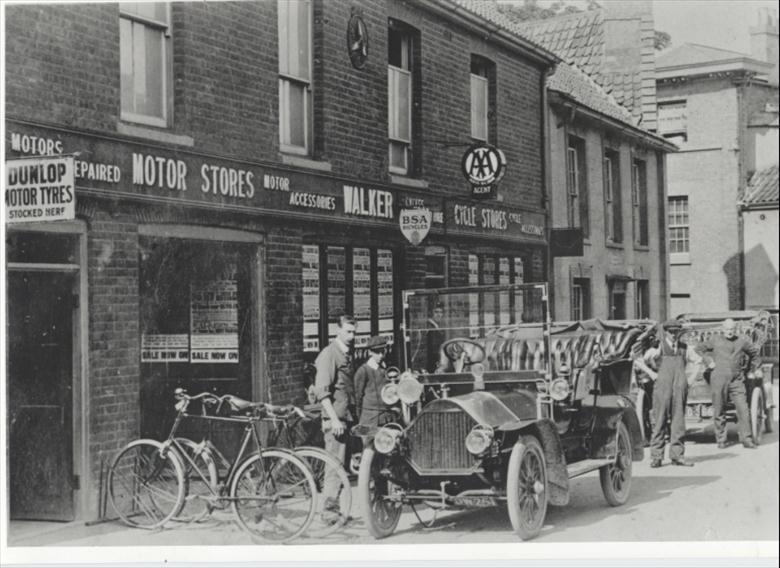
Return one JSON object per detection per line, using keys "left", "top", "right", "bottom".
{"left": 750, "top": 8, "right": 779, "bottom": 86}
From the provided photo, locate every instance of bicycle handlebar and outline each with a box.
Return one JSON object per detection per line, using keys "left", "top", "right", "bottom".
{"left": 174, "top": 388, "right": 307, "bottom": 419}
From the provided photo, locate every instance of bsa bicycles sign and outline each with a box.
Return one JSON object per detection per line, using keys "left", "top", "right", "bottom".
{"left": 461, "top": 143, "right": 506, "bottom": 199}
{"left": 399, "top": 208, "right": 432, "bottom": 245}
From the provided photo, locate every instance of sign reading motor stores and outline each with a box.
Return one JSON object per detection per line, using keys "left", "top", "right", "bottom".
{"left": 5, "top": 156, "right": 76, "bottom": 223}
{"left": 461, "top": 144, "right": 506, "bottom": 199}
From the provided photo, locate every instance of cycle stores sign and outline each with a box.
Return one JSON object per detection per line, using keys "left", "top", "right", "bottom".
{"left": 6, "top": 156, "right": 76, "bottom": 223}
{"left": 461, "top": 143, "right": 506, "bottom": 199}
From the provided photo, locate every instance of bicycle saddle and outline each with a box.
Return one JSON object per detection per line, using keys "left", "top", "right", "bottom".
{"left": 224, "top": 395, "right": 254, "bottom": 411}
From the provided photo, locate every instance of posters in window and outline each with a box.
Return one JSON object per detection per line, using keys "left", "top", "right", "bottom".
{"left": 303, "top": 245, "right": 321, "bottom": 352}
{"left": 327, "top": 247, "right": 346, "bottom": 340}
{"left": 190, "top": 275, "right": 239, "bottom": 363}
{"left": 141, "top": 334, "right": 189, "bottom": 362}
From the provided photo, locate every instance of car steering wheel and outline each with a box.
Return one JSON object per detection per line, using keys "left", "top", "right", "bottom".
{"left": 441, "top": 338, "right": 486, "bottom": 371}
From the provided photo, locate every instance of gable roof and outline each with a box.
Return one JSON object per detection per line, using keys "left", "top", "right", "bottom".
{"left": 656, "top": 43, "right": 774, "bottom": 80}
{"left": 742, "top": 165, "right": 779, "bottom": 207}
{"left": 548, "top": 61, "right": 634, "bottom": 124}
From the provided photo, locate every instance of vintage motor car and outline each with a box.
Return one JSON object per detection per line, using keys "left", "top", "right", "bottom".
{"left": 354, "top": 283, "right": 648, "bottom": 540}
{"left": 676, "top": 311, "right": 775, "bottom": 443}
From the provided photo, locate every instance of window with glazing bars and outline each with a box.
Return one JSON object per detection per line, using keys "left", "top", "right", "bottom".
{"left": 668, "top": 196, "right": 690, "bottom": 253}
{"left": 278, "top": 0, "right": 312, "bottom": 154}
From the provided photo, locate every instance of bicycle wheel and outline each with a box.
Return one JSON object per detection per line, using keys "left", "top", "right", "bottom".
{"left": 230, "top": 449, "right": 316, "bottom": 543}
{"left": 295, "top": 446, "right": 351, "bottom": 537}
{"left": 172, "top": 438, "right": 218, "bottom": 523}
{"left": 108, "top": 439, "right": 186, "bottom": 529}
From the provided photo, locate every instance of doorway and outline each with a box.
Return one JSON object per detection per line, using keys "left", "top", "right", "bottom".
{"left": 7, "top": 269, "right": 77, "bottom": 520}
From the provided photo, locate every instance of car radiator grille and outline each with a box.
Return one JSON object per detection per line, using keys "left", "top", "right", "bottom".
{"left": 407, "top": 408, "right": 477, "bottom": 472}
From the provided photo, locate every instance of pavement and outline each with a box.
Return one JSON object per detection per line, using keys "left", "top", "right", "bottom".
{"left": 5, "top": 387, "right": 779, "bottom": 549}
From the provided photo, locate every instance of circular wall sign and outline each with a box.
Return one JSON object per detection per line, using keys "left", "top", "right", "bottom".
{"left": 461, "top": 144, "right": 507, "bottom": 188}
{"left": 347, "top": 13, "right": 369, "bottom": 69}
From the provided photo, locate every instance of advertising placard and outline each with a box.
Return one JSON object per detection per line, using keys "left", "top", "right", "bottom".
{"left": 5, "top": 156, "right": 76, "bottom": 223}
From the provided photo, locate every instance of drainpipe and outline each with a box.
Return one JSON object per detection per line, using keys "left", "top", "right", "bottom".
{"left": 541, "top": 66, "right": 554, "bottom": 317}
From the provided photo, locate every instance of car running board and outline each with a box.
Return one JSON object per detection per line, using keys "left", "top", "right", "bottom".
{"left": 566, "top": 458, "right": 613, "bottom": 479}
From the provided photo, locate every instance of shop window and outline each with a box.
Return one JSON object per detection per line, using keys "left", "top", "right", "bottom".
{"left": 603, "top": 149, "right": 623, "bottom": 244}
{"left": 424, "top": 246, "right": 448, "bottom": 289}
{"left": 608, "top": 279, "right": 627, "bottom": 320}
{"left": 119, "top": 2, "right": 171, "bottom": 127}
{"left": 632, "top": 158, "right": 649, "bottom": 246}
{"left": 138, "top": 237, "right": 256, "bottom": 455}
{"left": 468, "top": 253, "right": 529, "bottom": 334}
{"left": 635, "top": 279, "right": 650, "bottom": 319}
{"left": 567, "top": 136, "right": 589, "bottom": 237}
{"left": 278, "top": 0, "right": 312, "bottom": 154}
{"left": 302, "top": 244, "right": 395, "bottom": 364}
{"left": 572, "top": 278, "right": 591, "bottom": 321}
{"left": 470, "top": 55, "right": 495, "bottom": 143}
{"left": 388, "top": 21, "right": 418, "bottom": 175}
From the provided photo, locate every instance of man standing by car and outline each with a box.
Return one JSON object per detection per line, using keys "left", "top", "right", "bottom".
{"left": 313, "top": 314, "right": 356, "bottom": 514}
{"left": 695, "top": 318, "right": 762, "bottom": 449}
{"left": 649, "top": 320, "right": 694, "bottom": 468}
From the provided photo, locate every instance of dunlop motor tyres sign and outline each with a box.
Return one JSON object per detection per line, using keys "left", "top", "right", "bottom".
{"left": 5, "top": 156, "right": 76, "bottom": 223}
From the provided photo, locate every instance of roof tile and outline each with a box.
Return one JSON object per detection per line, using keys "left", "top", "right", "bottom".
{"left": 743, "top": 165, "right": 779, "bottom": 206}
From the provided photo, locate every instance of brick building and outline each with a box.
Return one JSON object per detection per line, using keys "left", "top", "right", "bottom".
{"left": 655, "top": 9, "right": 778, "bottom": 316}
{"left": 507, "top": 1, "right": 675, "bottom": 321}
{"left": 4, "top": 1, "right": 557, "bottom": 522}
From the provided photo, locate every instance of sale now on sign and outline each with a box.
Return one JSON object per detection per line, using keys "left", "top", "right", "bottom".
{"left": 5, "top": 156, "right": 76, "bottom": 223}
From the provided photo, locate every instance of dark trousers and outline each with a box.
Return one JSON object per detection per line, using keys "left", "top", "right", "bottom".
{"left": 650, "top": 355, "right": 688, "bottom": 461}
{"left": 711, "top": 372, "right": 751, "bottom": 444}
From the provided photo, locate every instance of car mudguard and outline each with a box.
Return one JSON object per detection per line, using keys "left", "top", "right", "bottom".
{"left": 588, "top": 400, "right": 644, "bottom": 462}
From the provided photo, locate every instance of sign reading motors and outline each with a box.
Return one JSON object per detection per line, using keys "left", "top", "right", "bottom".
{"left": 5, "top": 156, "right": 76, "bottom": 223}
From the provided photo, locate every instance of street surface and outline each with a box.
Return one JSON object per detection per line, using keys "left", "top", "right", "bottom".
{"left": 9, "top": 403, "right": 778, "bottom": 548}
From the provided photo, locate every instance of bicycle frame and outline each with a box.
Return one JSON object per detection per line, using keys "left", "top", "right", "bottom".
{"left": 163, "top": 400, "right": 268, "bottom": 503}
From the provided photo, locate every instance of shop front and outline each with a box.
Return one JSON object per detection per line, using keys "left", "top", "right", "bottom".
{"left": 5, "top": 119, "right": 547, "bottom": 520}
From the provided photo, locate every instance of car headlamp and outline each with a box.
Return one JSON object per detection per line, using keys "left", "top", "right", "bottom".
{"left": 373, "top": 425, "right": 402, "bottom": 454}
{"left": 398, "top": 371, "right": 423, "bottom": 404}
{"left": 550, "top": 377, "right": 571, "bottom": 401}
{"left": 471, "top": 362, "right": 486, "bottom": 391}
{"left": 465, "top": 424, "right": 494, "bottom": 456}
{"left": 380, "top": 382, "right": 400, "bottom": 405}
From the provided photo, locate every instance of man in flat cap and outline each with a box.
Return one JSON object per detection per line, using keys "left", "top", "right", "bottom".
{"left": 649, "top": 320, "right": 694, "bottom": 467}
{"left": 353, "top": 335, "right": 395, "bottom": 429}
{"left": 695, "top": 318, "right": 762, "bottom": 449}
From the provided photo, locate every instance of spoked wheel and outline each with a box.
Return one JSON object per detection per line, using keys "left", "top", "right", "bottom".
{"left": 750, "top": 387, "right": 766, "bottom": 445}
{"left": 172, "top": 438, "right": 218, "bottom": 523}
{"left": 230, "top": 449, "right": 316, "bottom": 543}
{"left": 506, "top": 435, "right": 548, "bottom": 541}
{"left": 357, "top": 448, "right": 403, "bottom": 539}
{"left": 295, "top": 446, "right": 351, "bottom": 537}
{"left": 599, "top": 421, "right": 633, "bottom": 506}
{"left": 108, "top": 439, "right": 186, "bottom": 530}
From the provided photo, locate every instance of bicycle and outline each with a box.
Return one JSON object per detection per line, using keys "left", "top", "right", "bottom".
{"left": 108, "top": 388, "right": 317, "bottom": 543}
{"left": 264, "top": 405, "right": 352, "bottom": 537}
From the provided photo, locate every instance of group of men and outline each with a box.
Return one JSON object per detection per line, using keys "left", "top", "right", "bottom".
{"left": 645, "top": 318, "right": 764, "bottom": 469}
{"left": 310, "top": 314, "right": 395, "bottom": 515}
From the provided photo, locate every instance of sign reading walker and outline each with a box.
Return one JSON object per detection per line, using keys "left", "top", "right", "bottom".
{"left": 5, "top": 156, "right": 75, "bottom": 223}
{"left": 461, "top": 144, "right": 506, "bottom": 200}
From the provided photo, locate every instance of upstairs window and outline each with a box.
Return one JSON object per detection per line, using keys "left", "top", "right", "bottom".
{"left": 658, "top": 100, "right": 687, "bottom": 144}
{"left": 566, "top": 136, "right": 589, "bottom": 237}
{"left": 470, "top": 56, "right": 495, "bottom": 142}
{"left": 603, "top": 150, "right": 623, "bottom": 243}
{"left": 278, "top": 0, "right": 312, "bottom": 154}
{"left": 632, "top": 158, "right": 649, "bottom": 246}
{"left": 120, "top": 2, "right": 171, "bottom": 127}
{"left": 572, "top": 278, "right": 591, "bottom": 321}
{"left": 388, "top": 21, "right": 417, "bottom": 175}
{"left": 668, "top": 196, "right": 690, "bottom": 254}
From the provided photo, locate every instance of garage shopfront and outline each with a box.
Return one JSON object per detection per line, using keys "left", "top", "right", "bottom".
{"left": 5, "top": 118, "right": 547, "bottom": 521}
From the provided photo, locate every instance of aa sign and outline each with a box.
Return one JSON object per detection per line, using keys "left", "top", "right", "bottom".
{"left": 6, "top": 156, "right": 76, "bottom": 223}
{"left": 399, "top": 208, "right": 432, "bottom": 245}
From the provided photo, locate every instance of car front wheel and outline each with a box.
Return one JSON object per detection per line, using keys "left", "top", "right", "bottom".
{"left": 506, "top": 435, "right": 548, "bottom": 541}
{"left": 599, "top": 421, "right": 633, "bottom": 506}
{"left": 357, "top": 447, "right": 402, "bottom": 539}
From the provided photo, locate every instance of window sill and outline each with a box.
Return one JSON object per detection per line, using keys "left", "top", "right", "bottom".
{"left": 389, "top": 175, "right": 428, "bottom": 189}
{"left": 582, "top": 237, "right": 592, "bottom": 247}
{"left": 280, "top": 154, "right": 332, "bottom": 172}
{"left": 670, "top": 252, "right": 691, "bottom": 265}
{"left": 605, "top": 241, "right": 625, "bottom": 250}
{"left": 634, "top": 245, "right": 651, "bottom": 252}
{"left": 117, "top": 122, "right": 194, "bottom": 147}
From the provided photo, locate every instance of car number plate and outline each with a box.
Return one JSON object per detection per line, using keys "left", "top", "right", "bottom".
{"left": 452, "top": 496, "right": 498, "bottom": 507}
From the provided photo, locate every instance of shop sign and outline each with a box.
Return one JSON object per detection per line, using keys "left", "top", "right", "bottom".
{"left": 347, "top": 9, "right": 369, "bottom": 70}
{"left": 461, "top": 144, "right": 506, "bottom": 200}
{"left": 5, "top": 156, "right": 76, "bottom": 223}
{"left": 399, "top": 208, "right": 432, "bottom": 245}
{"left": 447, "top": 200, "right": 546, "bottom": 242}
